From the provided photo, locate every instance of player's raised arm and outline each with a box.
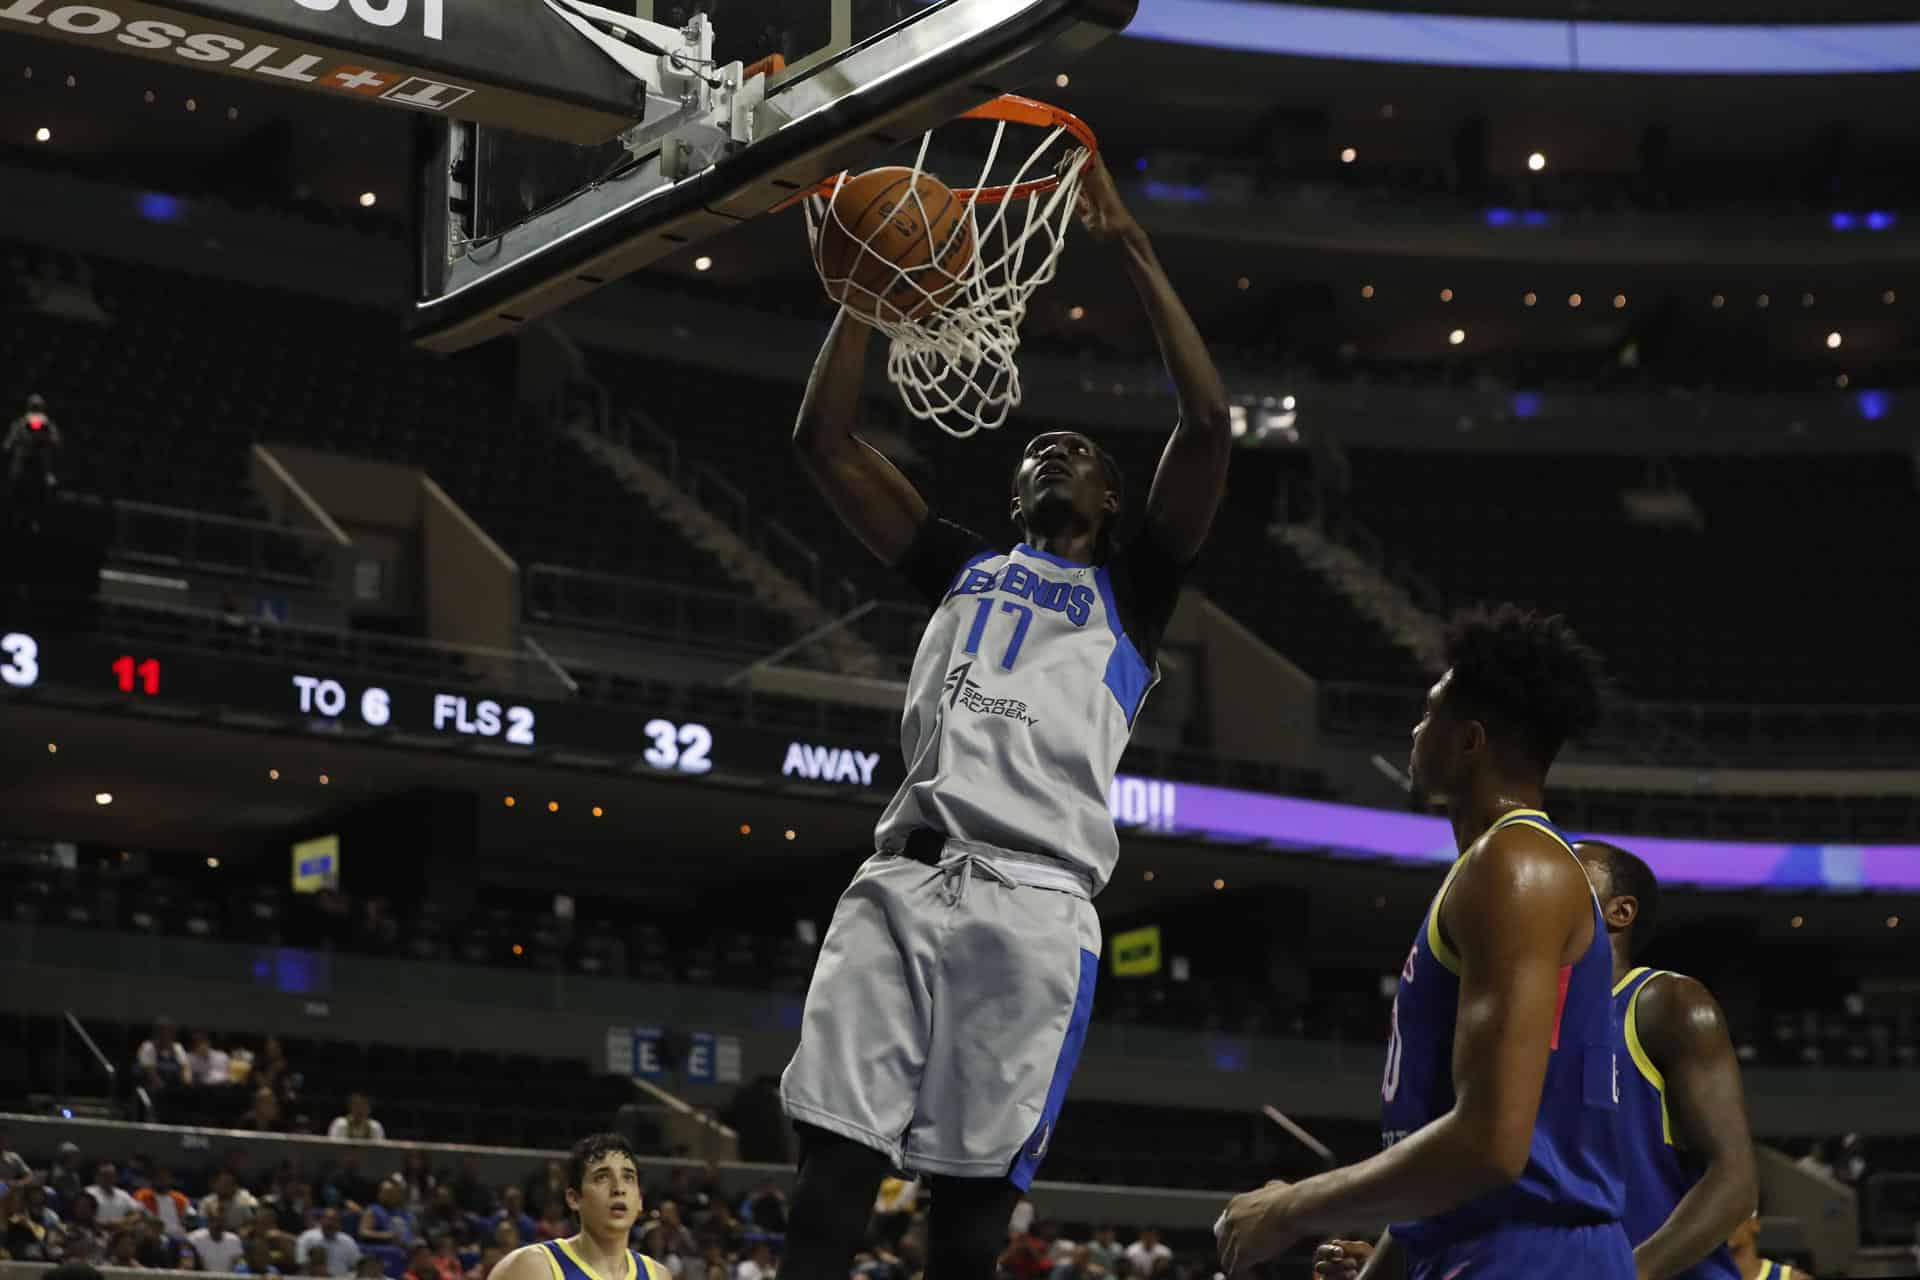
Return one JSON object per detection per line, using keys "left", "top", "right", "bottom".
{"left": 1630, "top": 976, "right": 1759, "bottom": 1280}
{"left": 791, "top": 309, "right": 930, "bottom": 566}
{"left": 1077, "top": 155, "right": 1232, "bottom": 564}
{"left": 1219, "top": 832, "right": 1590, "bottom": 1269}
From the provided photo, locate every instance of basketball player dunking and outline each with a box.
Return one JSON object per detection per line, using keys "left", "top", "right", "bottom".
{"left": 1575, "top": 841, "right": 1759, "bottom": 1280}
{"left": 490, "top": 1136, "right": 666, "bottom": 1280}
{"left": 778, "top": 154, "right": 1232, "bottom": 1280}
{"left": 1220, "top": 607, "right": 1629, "bottom": 1280}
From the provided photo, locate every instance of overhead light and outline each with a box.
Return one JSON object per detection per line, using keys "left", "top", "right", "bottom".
{"left": 694, "top": 255, "right": 713, "bottom": 272}
{"left": 206, "top": 857, "right": 220, "bottom": 870}
{"left": 1448, "top": 328, "right": 1466, "bottom": 346}
{"left": 738, "top": 823, "right": 752, "bottom": 836}
{"left": 1068, "top": 305, "right": 1086, "bottom": 320}
{"left": 46, "top": 743, "right": 57, "bottom": 754}
{"left": 34, "top": 127, "right": 50, "bottom": 142}
{"left": 1379, "top": 103, "right": 1396, "bottom": 118}
{"left": 785, "top": 829, "right": 797, "bottom": 841}
{"left": 1055, "top": 73, "right": 1071, "bottom": 88}
{"left": 1756, "top": 293, "right": 1771, "bottom": 308}
{"left": 547, "top": 800, "right": 560, "bottom": 813}
{"left": 1527, "top": 152, "right": 1547, "bottom": 171}
{"left": 1711, "top": 294, "right": 1726, "bottom": 309}
{"left": 268, "top": 769, "right": 280, "bottom": 781}
{"left": 1439, "top": 288, "right": 1453, "bottom": 302}
{"left": 1522, "top": 291, "right": 1537, "bottom": 307}
{"left": 1360, "top": 284, "right": 1374, "bottom": 299}
{"left": 512, "top": 944, "right": 524, "bottom": 956}
{"left": 591, "top": 806, "right": 604, "bottom": 818}
{"left": 94, "top": 792, "right": 113, "bottom": 806}
{"left": 318, "top": 774, "right": 330, "bottom": 786}
{"left": 1143, "top": 870, "right": 1156, "bottom": 882}
{"left": 1568, "top": 293, "right": 1583, "bottom": 308}
{"left": 1884, "top": 290, "right": 1898, "bottom": 305}
{"left": 1890, "top": 916, "right": 1902, "bottom": 929}
{"left": 1827, "top": 331, "right": 1844, "bottom": 349}
{"left": 185, "top": 98, "right": 197, "bottom": 113}
{"left": 1282, "top": 395, "right": 1297, "bottom": 411}
{"left": 1802, "top": 292, "right": 1816, "bottom": 308}
{"left": 1212, "top": 878, "right": 1225, "bottom": 890}
{"left": 1339, "top": 146, "right": 1357, "bottom": 164}
{"left": 227, "top": 107, "right": 238, "bottom": 121}
{"left": 1236, "top": 276, "right": 1250, "bottom": 291}
{"left": 1790, "top": 914, "right": 1804, "bottom": 928}
{"left": 358, "top": 191, "right": 377, "bottom": 208}
{"left": 1837, "top": 373, "right": 1851, "bottom": 388}
{"left": 503, "top": 795, "right": 516, "bottom": 808}
{"left": 1612, "top": 294, "right": 1627, "bottom": 309}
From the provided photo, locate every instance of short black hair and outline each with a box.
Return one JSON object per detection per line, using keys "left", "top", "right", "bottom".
{"left": 1011, "top": 431, "right": 1127, "bottom": 563}
{"left": 565, "top": 1133, "right": 638, "bottom": 1192}
{"left": 1580, "top": 840, "right": 1661, "bottom": 960}
{"left": 1442, "top": 605, "right": 1605, "bottom": 773}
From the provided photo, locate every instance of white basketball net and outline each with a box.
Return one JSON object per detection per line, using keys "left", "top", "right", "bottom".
{"left": 805, "top": 114, "right": 1092, "bottom": 438}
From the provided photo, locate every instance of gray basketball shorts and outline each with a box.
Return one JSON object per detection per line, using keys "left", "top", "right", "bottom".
{"left": 780, "top": 850, "right": 1102, "bottom": 1186}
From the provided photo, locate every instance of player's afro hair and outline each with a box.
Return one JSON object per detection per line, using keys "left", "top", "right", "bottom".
{"left": 565, "top": 1132, "right": 638, "bottom": 1192}
{"left": 1441, "top": 604, "right": 1605, "bottom": 772}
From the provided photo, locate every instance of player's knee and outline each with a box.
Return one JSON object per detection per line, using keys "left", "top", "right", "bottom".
{"left": 789, "top": 1126, "right": 888, "bottom": 1244}
{"left": 927, "top": 1177, "right": 1022, "bottom": 1279}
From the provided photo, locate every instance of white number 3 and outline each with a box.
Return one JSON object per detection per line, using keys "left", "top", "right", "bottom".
{"left": 1, "top": 632, "right": 40, "bottom": 689}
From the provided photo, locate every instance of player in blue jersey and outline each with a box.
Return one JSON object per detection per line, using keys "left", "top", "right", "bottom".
{"left": 1574, "top": 840, "right": 1758, "bottom": 1280}
{"left": 1725, "top": 1211, "right": 1814, "bottom": 1280}
{"left": 492, "top": 1135, "right": 666, "bottom": 1280}
{"left": 1220, "top": 606, "right": 1625, "bottom": 1280}
{"left": 781, "top": 155, "right": 1232, "bottom": 1280}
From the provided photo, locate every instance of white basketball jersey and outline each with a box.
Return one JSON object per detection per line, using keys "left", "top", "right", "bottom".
{"left": 874, "top": 525, "right": 1177, "bottom": 896}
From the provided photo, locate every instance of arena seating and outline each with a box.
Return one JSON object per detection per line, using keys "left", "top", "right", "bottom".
{"left": 1, "top": 243, "right": 742, "bottom": 600}
{"left": 1343, "top": 448, "right": 1920, "bottom": 704}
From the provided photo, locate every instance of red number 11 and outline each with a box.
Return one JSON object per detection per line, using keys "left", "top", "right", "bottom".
{"left": 113, "top": 655, "right": 161, "bottom": 696}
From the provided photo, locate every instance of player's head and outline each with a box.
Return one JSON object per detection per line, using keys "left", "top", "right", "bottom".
{"left": 565, "top": 1132, "right": 641, "bottom": 1239}
{"left": 1409, "top": 605, "right": 1604, "bottom": 804}
{"left": 1010, "top": 430, "right": 1124, "bottom": 563}
{"left": 1575, "top": 840, "right": 1661, "bottom": 959}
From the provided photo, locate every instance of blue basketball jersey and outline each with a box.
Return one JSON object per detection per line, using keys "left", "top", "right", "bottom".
{"left": 533, "top": 1240, "right": 666, "bottom": 1280}
{"left": 1614, "top": 967, "right": 1743, "bottom": 1280}
{"left": 1380, "top": 808, "right": 1626, "bottom": 1261}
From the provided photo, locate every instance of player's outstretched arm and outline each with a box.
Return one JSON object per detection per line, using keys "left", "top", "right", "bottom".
{"left": 1217, "top": 833, "right": 1587, "bottom": 1272}
{"left": 1630, "top": 975, "right": 1759, "bottom": 1280}
{"left": 1077, "top": 156, "right": 1231, "bottom": 564}
{"left": 792, "top": 309, "right": 930, "bottom": 566}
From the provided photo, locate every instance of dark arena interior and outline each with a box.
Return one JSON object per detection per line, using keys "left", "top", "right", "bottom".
{"left": 2, "top": 2, "right": 1920, "bottom": 1280}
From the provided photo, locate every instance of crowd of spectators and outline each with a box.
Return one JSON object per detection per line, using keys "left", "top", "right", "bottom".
{"left": 0, "top": 1129, "right": 1211, "bottom": 1280}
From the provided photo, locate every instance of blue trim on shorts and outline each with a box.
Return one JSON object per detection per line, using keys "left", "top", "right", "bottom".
{"left": 1009, "top": 947, "right": 1099, "bottom": 1190}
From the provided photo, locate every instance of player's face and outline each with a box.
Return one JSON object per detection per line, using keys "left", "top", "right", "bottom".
{"left": 1408, "top": 671, "right": 1456, "bottom": 802}
{"left": 567, "top": 1154, "right": 641, "bottom": 1237}
{"left": 1012, "top": 432, "right": 1115, "bottom": 537}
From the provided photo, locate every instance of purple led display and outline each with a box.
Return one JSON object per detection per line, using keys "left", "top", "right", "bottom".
{"left": 1109, "top": 776, "right": 1920, "bottom": 892}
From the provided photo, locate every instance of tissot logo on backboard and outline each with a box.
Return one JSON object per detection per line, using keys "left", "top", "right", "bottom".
{"left": 0, "top": 0, "right": 475, "bottom": 115}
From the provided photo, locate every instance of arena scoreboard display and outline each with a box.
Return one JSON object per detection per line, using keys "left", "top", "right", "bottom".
{"left": 0, "top": 626, "right": 904, "bottom": 792}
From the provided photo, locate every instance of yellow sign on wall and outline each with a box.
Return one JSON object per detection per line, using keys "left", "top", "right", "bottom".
{"left": 1110, "top": 924, "right": 1162, "bottom": 977}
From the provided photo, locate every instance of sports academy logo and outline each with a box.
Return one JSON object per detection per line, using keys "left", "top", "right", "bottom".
{"left": 943, "top": 661, "right": 1039, "bottom": 727}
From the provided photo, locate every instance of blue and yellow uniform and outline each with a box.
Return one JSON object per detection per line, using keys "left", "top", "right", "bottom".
{"left": 533, "top": 1240, "right": 669, "bottom": 1280}
{"left": 1381, "top": 808, "right": 1632, "bottom": 1280}
{"left": 1614, "top": 967, "right": 1741, "bottom": 1280}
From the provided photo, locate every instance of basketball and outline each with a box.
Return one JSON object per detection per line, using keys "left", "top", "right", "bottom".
{"left": 814, "top": 166, "right": 976, "bottom": 325}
